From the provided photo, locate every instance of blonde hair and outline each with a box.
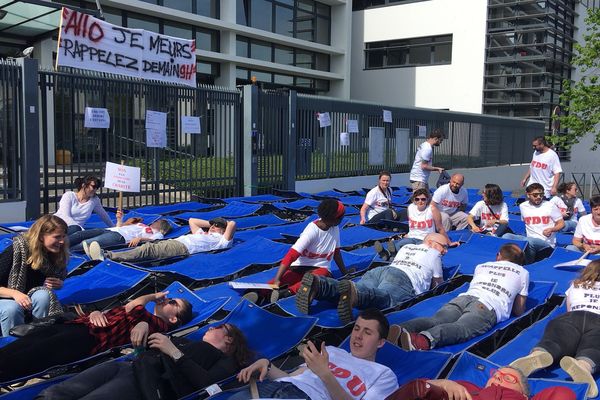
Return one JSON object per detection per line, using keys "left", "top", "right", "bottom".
{"left": 573, "top": 260, "right": 600, "bottom": 290}
{"left": 24, "top": 215, "right": 69, "bottom": 270}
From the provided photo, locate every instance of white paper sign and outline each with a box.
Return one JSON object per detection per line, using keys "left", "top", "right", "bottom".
{"left": 318, "top": 112, "right": 331, "bottom": 128}
{"left": 104, "top": 161, "right": 141, "bottom": 192}
{"left": 181, "top": 116, "right": 201, "bottom": 134}
{"left": 347, "top": 119, "right": 359, "bottom": 133}
{"left": 554, "top": 258, "right": 592, "bottom": 270}
{"left": 84, "top": 107, "right": 110, "bottom": 128}
{"left": 417, "top": 125, "right": 427, "bottom": 137}
{"left": 145, "top": 110, "right": 167, "bottom": 131}
{"left": 383, "top": 109, "right": 392, "bottom": 123}
{"left": 340, "top": 132, "right": 349, "bottom": 146}
{"left": 229, "top": 282, "right": 277, "bottom": 290}
{"left": 57, "top": 7, "right": 196, "bottom": 87}
{"left": 146, "top": 129, "right": 167, "bottom": 148}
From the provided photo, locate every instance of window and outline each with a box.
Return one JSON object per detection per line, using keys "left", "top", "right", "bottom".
{"left": 163, "top": 0, "right": 192, "bottom": 13}
{"left": 163, "top": 22, "right": 192, "bottom": 39}
{"left": 251, "top": 0, "right": 272, "bottom": 31}
{"left": 196, "top": 27, "right": 219, "bottom": 52}
{"left": 126, "top": 14, "right": 159, "bottom": 32}
{"left": 365, "top": 35, "right": 452, "bottom": 69}
{"left": 237, "top": 36, "right": 330, "bottom": 71}
{"left": 195, "top": 0, "right": 219, "bottom": 18}
{"left": 235, "top": 68, "right": 329, "bottom": 94}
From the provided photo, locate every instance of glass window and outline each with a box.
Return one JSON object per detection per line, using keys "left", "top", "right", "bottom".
{"left": 251, "top": 0, "right": 272, "bottom": 32}
{"left": 274, "top": 45, "right": 294, "bottom": 65}
{"left": 237, "top": 67, "right": 250, "bottom": 80}
{"left": 295, "top": 9, "right": 314, "bottom": 42}
{"left": 315, "top": 53, "right": 329, "bottom": 71}
{"left": 126, "top": 14, "right": 159, "bottom": 32}
{"left": 163, "top": 0, "right": 192, "bottom": 13}
{"left": 366, "top": 49, "right": 385, "bottom": 68}
{"left": 237, "top": 0, "right": 248, "bottom": 25}
{"left": 298, "top": 0, "right": 314, "bottom": 12}
{"left": 295, "top": 76, "right": 313, "bottom": 87}
{"left": 409, "top": 45, "right": 430, "bottom": 65}
{"left": 195, "top": 0, "right": 218, "bottom": 18}
{"left": 163, "top": 22, "right": 193, "bottom": 39}
{"left": 237, "top": 37, "right": 249, "bottom": 57}
{"left": 274, "top": 74, "right": 294, "bottom": 85}
{"left": 251, "top": 70, "right": 273, "bottom": 82}
{"left": 316, "top": 16, "right": 330, "bottom": 45}
{"left": 275, "top": 5, "right": 293, "bottom": 37}
{"left": 316, "top": 3, "right": 330, "bottom": 17}
{"left": 102, "top": 8, "right": 122, "bottom": 26}
{"left": 250, "top": 40, "right": 272, "bottom": 62}
{"left": 295, "top": 51, "right": 314, "bottom": 69}
{"left": 365, "top": 35, "right": 452, "bottom": 69}
{"left": 196, "top": 28, "right": 219, "bottom": 52}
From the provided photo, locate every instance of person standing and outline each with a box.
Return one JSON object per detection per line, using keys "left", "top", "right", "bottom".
{"left": 409, "top": 129, "right": 445, "bottom": 191}
{"left": 520, "top": 136, "right": 562, "bottom": 198}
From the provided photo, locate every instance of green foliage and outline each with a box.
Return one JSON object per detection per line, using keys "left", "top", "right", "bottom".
{"left": 553, "top": 7, "right": 600, "bottom": 150}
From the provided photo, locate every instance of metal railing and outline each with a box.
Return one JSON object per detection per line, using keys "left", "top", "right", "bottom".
{"left": 0, "top": 60, "right": 23, "bottom": 203}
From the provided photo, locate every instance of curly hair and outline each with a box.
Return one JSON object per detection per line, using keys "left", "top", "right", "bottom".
{"left": 483, "top": 184, "right": 504, "bottom": 206}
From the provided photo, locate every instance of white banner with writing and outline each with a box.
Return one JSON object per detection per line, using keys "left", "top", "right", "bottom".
{"left": 104, "top": 162, "right": 141, "bottom": 192}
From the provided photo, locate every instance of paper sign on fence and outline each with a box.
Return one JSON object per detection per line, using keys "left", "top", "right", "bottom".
{"left": 347, "top": 119, "right": 359, "bottom": 133}
{"left": 318, "top": 112, "right": 331, "bottom": 128}
{"left": 383, "top": 109, "right": 392, "bottom": 123}
{"left": 229, "top": 282, "right": 277, "bottom": 290}
{"left": 146, "top": 110, "right": 167, "bottom": 131}
{"left": 84, "top": 107, "right": 110, "bottom": 129}
{"left": 146, "top": 129, "right": 167, "bottom": 148}
{"left": 104, "top": 162, "right": 141, "bottom": 192}
{"left": 181, "top": 116, "right": 201, "bottom": 134}
{"left": 340, "top": 132, "right": 349, "bottom": 146}
{"left": 417, "top": 125, "right": 427, "bottom": 137}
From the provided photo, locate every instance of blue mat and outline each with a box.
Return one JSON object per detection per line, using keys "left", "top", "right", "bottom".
{"left": 312, "top": 190, "right": 348, "bottom": 198}
{"left": 66, "top": 255, "right": 87, "bottom": 273}
{"left": 386, "top": 280, "right": 555, "bottom": 354}
{"left": 448, "top": 352, "right": 587, "bottom": 399}
{"left": 283, "top": 224, "right": 397, "bottom": 248}
{"left": 231, "top": 214, "right": 292, "bottom": 230}
{"left": 140, "top": 237, "right": 290, "bottom": 281}
{"left": 0, "top": 237, "right": 13, "bottom": 252}
{"left": 272, "top": 198, "right": 321, "bottom": 210}
{"left": 0, "top": 375, "right": 73, "bottom": 399}
{"left": 556, "top": 232, "right": 575, "bottom": 247}
{"left": 442, "top": 233, "right": 528, "bottom": 275}
{"left": 174, "top": 201, "right": 262, "bottom": 220}
{"left": 224, "top": 194, "right": 285, "bottom": 203}
{"left": 133, "top": 201, "right": 214, "bottom": 215}
{"left": 234, "top": 217, "right": 317, "bottom": 241}
{"left": 526, "top": 247, "right": 588, "bottom": 295}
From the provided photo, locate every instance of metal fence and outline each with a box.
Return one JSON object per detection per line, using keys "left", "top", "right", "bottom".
{"left": 0, "top": 60, "right": 23, "bottom": 203}
{"left": 38, "top": 69, "right": 242, "bottom": 213}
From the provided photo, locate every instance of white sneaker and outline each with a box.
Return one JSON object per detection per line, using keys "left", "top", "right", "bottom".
{"left": 82, "top": 241, "right": 91, "bottom": 258}
{"left": 88, "top": 241, "right": 105, "bottom": 261}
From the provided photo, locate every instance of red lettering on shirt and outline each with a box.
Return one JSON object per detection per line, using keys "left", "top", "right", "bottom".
{"left": 409, "top": 218, "right": 433, "bottom": 229}
{"left": 523, "top": 216, "right": 551, "bottom": 225}
{"left": 301, "top": 249, "right": 335, "bottom": 261}
{"left": 440, "top": 199, "right": 462, "bottom": 208}
{"left": 481, "top": 212, "right": 499, "bottom": 220}
{"left": 531, "top": 161, "right": 548, "bottom": 169}
{"left": 327, "top": 362, "right": 366, "bottom": 397}
{"left": 583, "top": 236, "right": 600, "bottom": 245}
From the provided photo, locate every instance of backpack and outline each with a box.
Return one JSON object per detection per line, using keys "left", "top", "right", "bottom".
{"left": 560, "top": 195, "right": 576, "bottom": 219}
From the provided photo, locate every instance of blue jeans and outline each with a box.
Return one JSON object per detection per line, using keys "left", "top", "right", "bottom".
{"left": 502, "top": 233, "right": 552, "bottom": 264}
{"left": 0, "top": 290, "right": 51, "bottom": 337}
{"left": 566, "top": 244, "right": 582, "bottom": 252}
{"left": 562, "top": 219, "right": 577, "bottom": 232}
{"left": 69, "top": 229, "right": 125, "bottom": 253}
{"left": 66, "top": 225, "right": 82, "bottom": 235}
{"left": 227, "top": 381, "right": 309, "bottom": 399}
{"left": 394, "top": 237, "right": 422, "bottom": 250}
{"left": 401, "top": 294, "right": 497, "bottom": 349}
{"left": 317, "top": 266, "right": 415, "bottom": 309}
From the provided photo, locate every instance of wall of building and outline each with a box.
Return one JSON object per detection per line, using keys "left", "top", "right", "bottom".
{"left": 350, "top": 0, "right": 488, "bottom": 113}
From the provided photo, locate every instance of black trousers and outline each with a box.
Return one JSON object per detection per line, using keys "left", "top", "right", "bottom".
{"left": 35, "top": 361, "right": 142, "bottom": 400}
{"left": 0, "top": 324, "right": 96, "bottom": 383}
{"left": 537, "top": 310, "right": 600, "bottom": 369}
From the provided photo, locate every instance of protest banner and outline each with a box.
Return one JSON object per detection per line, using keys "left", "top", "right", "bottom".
{"left": 104, "top": 161, "right": 141, "bottom": 193}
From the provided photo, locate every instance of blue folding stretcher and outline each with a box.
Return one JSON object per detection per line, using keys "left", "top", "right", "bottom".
{"left": 385, "top": 280, "right": 556, "bottom": 354}
{"left": 224, "top": 194, "right": 286, "bottom": 203}
{"left": 0, "top": 237, "right": 13, "bottom": 252}
{"left": 234, "top": 216, "right": 317, "bottom": 241}
{"left": 526, "top": 247, "right": 589, "bottom": 295}
{"left": 272, "top": 198, "right": 321, "bottom": 210}
{"left": 448, "top": 351, "right": 587, "bottom": 399}
{"left": 283, "top": 224, "right": 398, "bottom": 249}
{"left": 133, "top": 201, "right": 214, "bottom": 215}
{"left": 194, "top": 250, "right": 375, "bottom": 311}
{"left": 138, "top": 236, "right": 291, "bottom": 282}
{"left": 230, "top": 214, "right": 292, "bottom": 230}
{"left": 442, "top": 233, "right": 528, "bottom": 275}
{"left": 276, "top": 264, "right": 460, "bottom": 328}
{"left": 174, "top": 201, "right": 262, "bottom": 220}
{"left": 66, "top": 254, "right": 87, "bottom": 274}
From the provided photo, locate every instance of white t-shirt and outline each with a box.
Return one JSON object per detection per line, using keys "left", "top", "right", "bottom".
{"left": 291, "top": 221, "right": 340, "bottom": 269}
{"left": 519, "top": 201, "right": 563, "bottom": 246}
{"left": 410, "top": 141, "right": 433, "bottom": 183}
{"left": 549, "top": 196, "right": 585, "bottom": 221}
{"left": 573, "top": 214, "right": 600, "bottom": 246}
{"left": 527, "top": 149, "right": 562, "bottom": 197}
{"left": 107, "top": 223, "right": 163, "bottom": 243}
{"left": 406, "top": 204, "right": 435, "bottom": 239}
{"left": 364, "top": 186, "right": 392, "bottom": 221}
{"left": 567, "top": 282, "right": 600, "bottom": 315}
{"left": 174, "top": 231, "right": 232, "bottom": 254}
{"left": 390, "top": 243, "right": 443, "bottom": 295}
{"left": 54, "top": 191, "right": 113, "bottom": 228}
{"left": 277, "top": 346, "right": 399, "bottom": 400}
{"left": 469, "top": 201, "right": 509, "bottom": 232}
{"left": 432, "top": 184, "right": 469, "bottom": 215}
{"left": 463, "top": 260, "right": 529, "bottom": 322}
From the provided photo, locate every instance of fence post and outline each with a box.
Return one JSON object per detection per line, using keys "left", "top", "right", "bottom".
{"left": 242, "top": 85, "right": 258, "bottom": 196}
{"left": 18, "top": 58, "right": 40, "bottom": 219}
{"left": 286, "top": 90, "right": 297, "bottom": 190}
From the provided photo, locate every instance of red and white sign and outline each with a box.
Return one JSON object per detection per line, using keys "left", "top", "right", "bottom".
{"left": 104, "top": 162, "right": 141, "bottom": 192}
{"left": 56, "top": 7, "right": 196, "bottom": 87}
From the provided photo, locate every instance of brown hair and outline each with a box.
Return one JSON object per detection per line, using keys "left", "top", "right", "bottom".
{"left": 483, "top": 184, "right": 504, "bottom": 206}
{"left": 412, "top": 188, "right": 430, "bottom": 201}
{"left": 429, "top": 128, "right": 444, "bottom": 139}
{"left": 498, "top": 243, "right": 525, "bottom": 265}
{"left": 573, "top": 260, "right": 600, "bottom": 290}
{"left": 24, "top": 215, "right": 69, "bottom": 270}
{"left": 224, "top": 324, "right": 253, "bottom": 367}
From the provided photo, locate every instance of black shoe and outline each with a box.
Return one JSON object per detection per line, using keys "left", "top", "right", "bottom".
{"left": 374, "top": 241, "right": 390, "bottom": 261}
{"left": 337, "top": 280, "right": 357, "bottom": 325}
{"left": 296, "top": 273, "right": 318, "bottom": 314}
{"left": 387, "top": 240, "right": 397, "bottom": 257}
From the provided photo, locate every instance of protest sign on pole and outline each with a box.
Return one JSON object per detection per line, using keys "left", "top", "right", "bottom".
{"left": 104, "top": 161, "right": 141, "bottom": 193}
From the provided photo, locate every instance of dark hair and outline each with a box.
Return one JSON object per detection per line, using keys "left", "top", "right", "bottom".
{"left": 209, "top": 217, "right": 228, "bottom": 229}
{"left": 590, "top": 195, "right": 600, "bottom": 208}
{"left": 532, "top": 136, "right": 548, "bottom": 147}
{"left": 483, "top": 184, "right": 504, "bottom": 206}
{"left": 557, "top": 182, "right": 576, "bottom": 195}
{"left": 525, "top": 183, "right": 544, "bottom": 194}
{"left": 157, "top": 220, "right": 172, "bottom": 235}
{"left": 498, "top": 243, "right": 525, "bottom": 265}
{"left": 317, "top": 198, "right": 343, "bottom": 221}
{"left": 429, "top": 128, "right": 444, "bottom": 139}
{"left": 225, "top": 324, "right": 253, "bottom": 367}
{"left": 379, "top": 170, "right": 391, "bottom": 179}
{"left": 172, "top": 298, "right": 193, "bottom": 328}
{"left": 412, "top": 188, "right": 430, "bottom": 200}
{"left": 74, "top": 175, "right": 102, "bottom": 191}
{"left": 358, "top": 309, "right": 389, "bottom": 339}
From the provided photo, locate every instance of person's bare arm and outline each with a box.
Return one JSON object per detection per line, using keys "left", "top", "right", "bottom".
{"left": 425, "top": 379, "right": 473, "bottom": 400}
{"left": 359, "top": 203, "right": 369, "bottom": 225}
{"left": 422, "top": 161, "right": 443, "bottom": 172}
{"left": 125, "top": 291, "right": 168, "bottom": 313}
{"left": 333, "top": 250, "right": 348, "bottom": 275}
{"left": 467, "top": 214, "right": 481, "bottom": 232}
{"left": 431, "top": 277, "right": 444, "bottom": 289}
{"left": 551, "top": 173, "right": 561, "bottom": 196}
{"left": 223, "top": 221, "right": 237, "bottom": 241}
{"left": 512, "top": 294, "right": 527, "bottom": 317}
{"left": 431, "top": 201, "right": 449, "bottom": 241}
{"left": 521, "top": 170, "right": 531, "bottom": 187}
{"left": 188, "top": 218, "right": 210, "bottom": 234}
{"left": 303, "top": 342, "right": 355, "bottom": 400}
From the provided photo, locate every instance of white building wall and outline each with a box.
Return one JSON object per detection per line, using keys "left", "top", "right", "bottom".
{"left": 350, "top": 0, "right": 487, "bottom": 113}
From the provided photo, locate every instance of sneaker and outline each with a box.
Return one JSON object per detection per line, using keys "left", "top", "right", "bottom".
{"left": 387, "top": 240, "right": 397, "bottom": 257}
{"left": 400, "top": 330, "right": 430, "bottom": 351}
{"left": 374, "top": 241, "right": 390, "bottom": 261}
{"left": 510, "top": 350, "right": 553, "bottom": 377}
{"left": 88, "top": 241, "right": 105, "bottom": 261}
{"left": 337, "top": 280, "right": 357, "bottom": 324}
{"left": 387, "top": 324, "right": 402, "bottom": 345}
{"left": 560, "top": 356, "right": 598, "bottom": 398}
{"left": 242, "top": 292, "right": 259, "bottom": 304}
{"left": 82, "top": 241, "right": 91, "bottom": 257}
{"left": 296, "top": 273, "right": 318, "bottom": 314}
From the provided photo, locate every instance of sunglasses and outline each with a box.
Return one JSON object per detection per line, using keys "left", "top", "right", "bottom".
{"left": 414, "top": 197, "right": 428, "bottom": 202}
{"left": 431, "top": 240, "right": 449, "bottom": 249}
{"left": 529, "top": 192, "right": 544, "bottom": 197}
{"left": 489, "top": 368, "right": 520, "bottom": 385}
{"left": 212, "top": 324, "right": 232, "bottom": 337}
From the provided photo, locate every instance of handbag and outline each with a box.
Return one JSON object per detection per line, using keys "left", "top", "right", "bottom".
{"left": 8, "top": 312, "right": 76, "bottom": 337}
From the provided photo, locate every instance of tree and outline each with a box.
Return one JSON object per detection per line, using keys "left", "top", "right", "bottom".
{"left": 551, "top": 7, "right": 600, "bottom": 150}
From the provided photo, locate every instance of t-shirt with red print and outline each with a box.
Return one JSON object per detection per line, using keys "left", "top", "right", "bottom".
{"left": 469, "top": 201, "right": 509, "bottom": 231}
{"left": 406, "top": 203, "right": 435, "bottom": 239}
{"left": 107, "top": 223, "right": 164, "bottom": 243}
{"left": 519, "top": 201, "right": 563, "bottom": 246}
{"left": 432, "top": 184, "right": 469, "bottom": 214}
{"left": 527, "top": 148, "right": 562, "bottom": 198}
{"left": 277, "top": 346, "right": 398, "bottom": 400}
{"left": 291, "top": 221, "right": 340, "bottom": 269}
{"left": 573, "top": 214, "right": 600, "bottom": 246}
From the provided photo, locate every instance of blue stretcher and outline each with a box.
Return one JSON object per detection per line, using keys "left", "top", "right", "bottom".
{"left": 230, "top": 214, "right": 292, "bottom": 230}
{"left": 272, "top": 198, "right": 321, "bottom": 210}
{"left": 449, "top": 351, "right": 588, "bottom": 399}
{"left": 385, "top": 280, "right": 556, "bottom": 354}
{"left": 224, "top": 194, "right": 286, "bottom": 203}
{"left": 174, "top": 201, "right": 262, "bottom": 220}
{"left": 283, "top": 224, "right": 399, "bottom": 249}
{"left": 526, "top": 247, "right": 591, "bottom": 295}
{"left": 234, "top": 216, "right": 317, "bottom": 241}
{"left": 132, "top": 201, "right": 214, "bottom": 215}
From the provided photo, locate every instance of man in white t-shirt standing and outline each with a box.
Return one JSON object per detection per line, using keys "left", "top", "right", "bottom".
{"left": 231, "top": 309, "right": 399, "bottom": 400}
{"left": 296, "top": 233, "right": 448, "bottom": 323}
{"left": 409, "top": 129, "right": 445, "bottom": 191}
{"left": 88, "top": 217, "right": 236, "bottom": 262}
{"left": 388, "top": 244, "right": 528, "bottom": 351}
{"left": 502, "top": 183, "right": 564, "bottom": 264}
{"left": 567, "top": 195, "right": 600, "bottom": 254}
{"left": 431, "top": 174, "right": 469, "bottom": 236}
{"left": 520, "top": 136, "right": 562, "bottom": 198}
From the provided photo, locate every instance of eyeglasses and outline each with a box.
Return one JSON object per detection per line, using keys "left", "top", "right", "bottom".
{"left": 489, "top": 368, "right": 520, "bottom": 385}
{"left": 529, "top": 192, "right": 544, "bottom": 197}
{"left": 414, "top": 197, "right": 428, "bottom": 202}
{"left": 88, "top": 184, "right": 98, "bottom": 190}
{"left": 431, "top": 240, "right": 449, "bottom": 249}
